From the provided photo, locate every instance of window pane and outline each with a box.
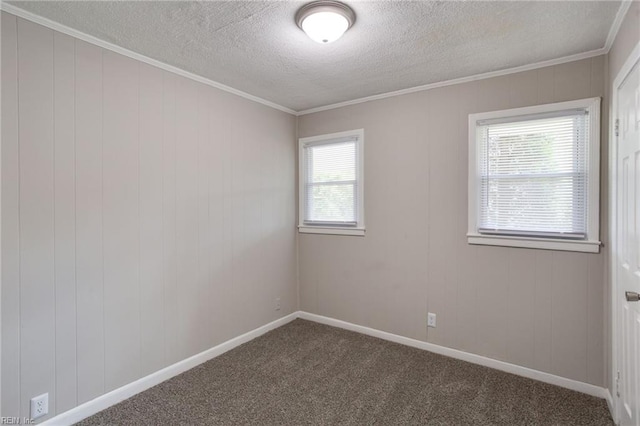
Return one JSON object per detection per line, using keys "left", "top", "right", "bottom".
{"left": 303, "top": 138, "right": 358, "bottom": 225}
{"left": 486, "top": 117, "right": 586, "bottom": 175}
{"left": 306, "top": 182, "right": 356, "bottom": 223}
{"left": 309, "top": 142, "right": 355, "bottom": 183}
{"left": 478, "top": 112, "right": 589, "bottom": 237}
{"left": 480, "top": 175, "right": 586, "bottom": 235}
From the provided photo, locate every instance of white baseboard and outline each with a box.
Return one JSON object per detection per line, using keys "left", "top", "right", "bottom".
{"left": 298, "top": 311, "right": 609, "bottom": 400}
{"left": 43, "top": 310, "right": 611, "bottom": 425}
{"left": 42, "top": 312, "right": 298, "bottom": 426}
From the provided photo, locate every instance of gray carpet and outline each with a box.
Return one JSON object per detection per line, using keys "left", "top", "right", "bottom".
{"left": 77, "top": 319, "right": 613, "bottom": 425}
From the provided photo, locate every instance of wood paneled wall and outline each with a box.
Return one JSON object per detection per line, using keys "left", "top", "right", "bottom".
{"left": 298, "top": 56, "right": 608, "bottom": 387}
{"left": 1, "top": 13, "right": 297, "bottom": 420}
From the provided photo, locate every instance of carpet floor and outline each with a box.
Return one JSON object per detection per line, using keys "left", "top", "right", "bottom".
{"left": 78, "top": 319, "right": 613, "bottom": 425}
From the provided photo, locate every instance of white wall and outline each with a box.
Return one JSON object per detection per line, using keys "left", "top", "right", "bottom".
{"left": 1, "top": 12, "right": 297, "bottom": 421}
{"left": 298, "top": 56, "right": 608, "bottom": 387}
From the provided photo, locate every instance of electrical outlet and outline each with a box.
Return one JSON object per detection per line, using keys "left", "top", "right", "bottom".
{"left": 427, "top": 312, "right": 436, "bottom": 328}
{"left": 30, "top": 393, "right": 48, "bottom": 419}
{"left": 275, "top": 297, "right": 281, "bottom": 311}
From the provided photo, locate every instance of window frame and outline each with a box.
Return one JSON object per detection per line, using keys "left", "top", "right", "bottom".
{"left": 298, "top": 129, "right": 365, "bottom": 236}
{"left": 467, "top": 97, "right": 601, "bottom": 253}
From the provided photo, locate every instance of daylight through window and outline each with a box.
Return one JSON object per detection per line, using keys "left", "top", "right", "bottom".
{"left": 299, "top": 129, "right": 364, "bottom": 236}
{"left": 468, "top": 98, "right": 601, "bottom": 252}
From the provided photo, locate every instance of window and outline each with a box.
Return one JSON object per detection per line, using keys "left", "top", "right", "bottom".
{"left": 299, "top": 129, "right": 364, "bottom": 236}
{"left": 468, "top": 98, "right": 601, "bottom": 253}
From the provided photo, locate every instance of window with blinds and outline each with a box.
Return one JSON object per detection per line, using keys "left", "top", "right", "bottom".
{"left": 478, "top": 110, "right": 589, "bottom": 238}
{"left": 468, "top": 98, "right": 601, "bottom": 253}
{"left": 299, "top": 129, "right": 364, "bottom": 236}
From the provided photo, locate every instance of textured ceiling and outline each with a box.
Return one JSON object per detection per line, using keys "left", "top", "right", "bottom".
{"left": 8, "top": 1, "right": 623, "bottom": 112}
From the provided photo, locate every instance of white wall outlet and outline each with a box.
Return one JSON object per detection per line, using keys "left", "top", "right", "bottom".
{"left": 30, "top": 393, "right": 49, "bottom": 419}
{"left": 275, "top": 297, "right": 281, "bottom": 311}
{"left": 427, "top": 312, "right": 437, "bottom": 328}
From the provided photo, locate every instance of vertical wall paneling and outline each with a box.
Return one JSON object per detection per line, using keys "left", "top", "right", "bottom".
{"left": 174, "top": 77, "right": 200, "bottom": 359}
{"left": 537, "top": 66, "right": 556, "bottom": 105}
{"left": 1, "top": 11, "right": 297, "bottom": 419}
{"left": 1, "top": 12, "right": 21, "bottom": 417}
{"left": 17, "top": 18, "right": 56, "bottom": 420}
{"left": 219, "top": 93, "right": 237, "bottom": 344}
{"left": 242, "top": 104, "right": 263, "bottom": 327}
{"left": 551, "top": 253, "right": 589, "bottom": 381}
{"left": 426, "top": 88, "right": 460, "bottom": 349}
{"left": 161, "top": 71, "right": 179, "bottom": 367}
{"left": 505, "top": 250, "right": 536, "bottom": 368}
{"left": 139, "top": 63, "right": 165, "bottom": 377}
{"left": 455, "top": 82, "right": 479, "bottom": 356}
{"left": 553, "top": 59, "right": 593, "bottom": 102}
{"left": 241, "top": 108, "right": 256, "bottom": 325}
{"left": 102, "top": 51, "right": 141, "bottom": 391}
{"left": 196, "top": 87, "right": 210, "bottom": 353}
{"left": 587, "top": 254, "right": 605, "bottom": 385}
{"left": 231, "top": 99, "right": 247, "bottom": 330}
{"left": 474, "top": 247, "right": 510, "bottom": 361}
{"left": 260, "top": 113, "right": 278, "bottom": 322}
{"left": 533, "top": 250, "right": 554, "bottom": 373}
{"left": 75, "top": 39, "right": 105, "bottom": 404}
{"left": 207, "top": 89, "right": 226, "bottom": 346}
{"left": 507, "top": 69, "right": 538, "bottom": 108}
{"left": 224, "top": 99, "right": 239, "bottom": 337}
{"left": 298, "top": 56, "right": 607, "bottom": 386}
{"left": 53, "top": 31, "right": 77, "bottom": 414}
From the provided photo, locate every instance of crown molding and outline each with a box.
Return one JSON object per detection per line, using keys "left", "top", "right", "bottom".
{"left": 297, "top": 48, "right": 607, "bottom": 115}
{"left": 2, "top": 0, "right": 631, "bottom": 118}
{"left": 0, "top": 2, "right": 297, "bottom": 116}
{"left": 298, "top": 0, "right": 632, "bottom": 116}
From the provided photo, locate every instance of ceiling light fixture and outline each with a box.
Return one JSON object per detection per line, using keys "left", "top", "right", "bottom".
{"left": 295, "top": 1, "right": 355, "bottom": 44}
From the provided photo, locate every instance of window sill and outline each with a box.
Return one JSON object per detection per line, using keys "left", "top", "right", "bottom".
{"left": 467, "top": 233, "right": 600, "bottom": 253}
{"left": 298, "top": 226, "right": 365, "bottom": 236}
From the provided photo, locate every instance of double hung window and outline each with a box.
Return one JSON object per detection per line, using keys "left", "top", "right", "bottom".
{"left": 299, "top": 129, "right": 365, "bottom": 236}
{"left": 468, "top": 98, "right": 601, "bottom": 252}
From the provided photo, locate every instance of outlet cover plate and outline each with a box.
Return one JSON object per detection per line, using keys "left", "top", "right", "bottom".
{"left": 30, "top": 393, "right": 49, "bottom": 419}
{"left": 427, "top": 312, "right": 437, "bottom": 328}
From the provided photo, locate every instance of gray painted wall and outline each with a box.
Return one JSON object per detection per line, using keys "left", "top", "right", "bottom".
{"left": 3, "top": 3, "right": 636, "bottom": 422}
{"left": 298, "top": 56, "right": 608, "bottom": 387}
{"left": 609, "top": 2, "right": 640, "bottom": 83}
{"left": 1, "top": 12, "right": 297, "bottom": 421}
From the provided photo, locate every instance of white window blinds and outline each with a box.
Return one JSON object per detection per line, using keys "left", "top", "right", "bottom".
{"left": 476, "top": 109, "right": 590, "bottom": 239}
{"left": 303, "top": 137, "right": 358, "bottom": 226}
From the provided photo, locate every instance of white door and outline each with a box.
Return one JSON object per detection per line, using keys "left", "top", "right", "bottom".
{"left": 616, "top": 57, "right": 640, "bottom": 426}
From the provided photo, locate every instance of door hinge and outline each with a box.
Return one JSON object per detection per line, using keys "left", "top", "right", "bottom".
{"left": 616, "top": 370, "right": 620, "bottom": 397}
{"left": 615, "top": 119, "right": 619, "bottom": 137}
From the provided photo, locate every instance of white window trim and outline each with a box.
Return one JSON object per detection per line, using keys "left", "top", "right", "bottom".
{"left": 298, "top": 129, "right": 365, "bottom": 236}
{"left": 467, "top": 97, "right": 601, "bottom": 253}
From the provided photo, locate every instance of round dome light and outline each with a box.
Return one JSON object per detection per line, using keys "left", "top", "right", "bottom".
{"left": 296, "top": 1, "right": 355, "bottom": 44}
